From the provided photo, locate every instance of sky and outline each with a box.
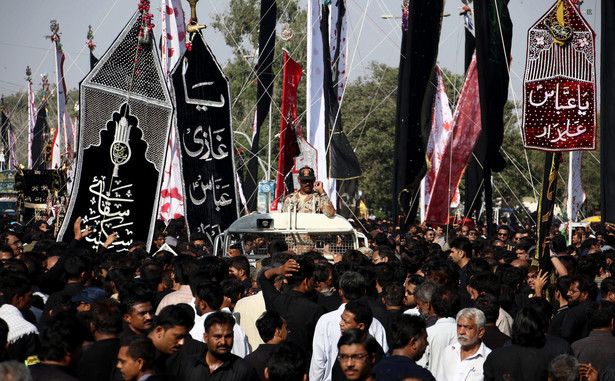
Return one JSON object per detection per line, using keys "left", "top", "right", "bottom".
{"left": 0, "top": 0, "right": 602, "bottom": 106}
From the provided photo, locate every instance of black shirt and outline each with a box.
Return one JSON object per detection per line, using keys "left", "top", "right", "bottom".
{"left": 258, "top": 272, "right": 325, "bottom": 356}
{"left": 244, "top": 343, "right": 276, "bottom": 381}
{"left": 178, "top": 350, "right": 259, "bottom": 381}
{"left": 76, "top": 337, "right": 121, "bottom": 381}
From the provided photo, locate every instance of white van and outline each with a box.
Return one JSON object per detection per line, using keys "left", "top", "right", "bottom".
{"left": 214, "top": 211, "right": 368, "bottom": 261}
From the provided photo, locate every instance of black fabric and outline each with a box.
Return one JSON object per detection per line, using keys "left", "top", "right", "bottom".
{"left": 258, "top": 271, "right": 326, "bottom": 357}
{"left": 59, "top": 104, "right": 159, "bottom": 250}
{"left": 482, "top": 325, "right": 509, "bottom": 350}
{"left": 337, "top": 178, "right": 359, "bottom": 218}
{"left": 601, "top": 0, "right": 615, "bottom": 224}
{"left": 315, "top": 290, "right": 343, "bottom": 312}
{"left": 29, "top": 363, "right": 80, "bottom": 381}
{"left": 17, "top": 170, "right": 65, "bottom": 223}
{"left": 244, "top": 343, "right": 276, "bottom": 381}
{"left": 178, "top": 350, "right": 259, "bottom": 381}
{"left": 90, "top": 50, "right": 99, "bottom": 70}
{"left": 320, "top": 4, "right": 361, "bottom": 182}
{"left": 473, "top": 0, "right": 512, "bottom": 173}
{"left": 171, "top": 31, "right": 239, "bottom": 243}
{"left": 76, "top": 337, "right": 120, "bottom": 381}
{"left": 31, "top": 102, "right": 48, "bottom": 170}
{"left": 535, "top": 152, "right": 562, "bottom": 269}
{"left": 6, "top": 332, "right": 39, "bottom": 363}
{"left": 463, "top": 23, "right": 484, "bottom": 221}
{"left": 41, "top": 282, "right": 83, "bottom": 328}
{"left": 58, "top": 11, "right": 172, "bottom": 252}
{"left": 548, "top": 305, "right": 569, "bottom": 337}
{"left": 244, "top": 0, "right": 277, "bottom": 211}
{"left": 559, "top": 299, "right": 592, "bottom": 344}
{"left": 392, "top": 0, "right": 443, "bottom": 225}
{"left": 484, "top": 344, "right": 554, "bottom": 381}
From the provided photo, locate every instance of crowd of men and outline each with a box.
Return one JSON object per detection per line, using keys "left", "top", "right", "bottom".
{"left": 0, "top": 210, "right": 615, "bottom": 381}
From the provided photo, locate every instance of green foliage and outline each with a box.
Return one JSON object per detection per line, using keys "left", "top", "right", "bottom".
{"left": 343, "top": 63, "right": 398, "bottom": 212}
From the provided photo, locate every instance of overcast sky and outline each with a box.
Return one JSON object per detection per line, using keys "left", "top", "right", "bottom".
{"left": 0, "top": 0, "right": 602, "bottom": 104}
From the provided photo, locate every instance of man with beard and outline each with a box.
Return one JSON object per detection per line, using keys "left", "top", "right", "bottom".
{"left": 560, "top": 275, "right": 596, "bottom": 343}
{"left": 178, "top": 311, "right": 258, "bottom": 380}
{"left": 403, "top": 275, "right": 424, "bottom": 317}
{"left": 337, "top": 329, "right": 379, "bottom": 381}
{"left": 281, "top": 166, "right": 335, "bottom": 216}
{"left": 372, "top": 315, "right": 435, "bottom": 381}
{"left": 439, "top": 308, "right": 491, "bottom": 381}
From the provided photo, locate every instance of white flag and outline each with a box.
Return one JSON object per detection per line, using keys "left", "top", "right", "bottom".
{"left": 27, "top": 80, "right": 37, "bottom": 169}
{"left": 159, "top": 0, "right": 187, "bottom": 222}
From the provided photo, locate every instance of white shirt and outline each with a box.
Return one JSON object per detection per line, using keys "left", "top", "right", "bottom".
{"left": 439, "top": 341, "right": 492, "bottom": 381}
{"left": 189, "top": 306, "right": 250, "bottom": 358}
{"left": 233, "top": 291, "right": 266, "bottom": 352}
{"left": 309, "top": 303, "right": 389, "bottom": 381}
{"left": 496, "top": 308, "right": 513, "bottom": 336}
{"left": 403, "top": 307, "right": 420, "bottom": 316}
{"left": 416, "top": 317, "right": 458, "bottom": 380}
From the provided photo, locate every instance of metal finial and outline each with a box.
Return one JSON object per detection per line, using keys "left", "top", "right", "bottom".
{"left": 280, "top": 23, "right": 293, "bottom": 41}
{"left": 50, "top": 20, "right": 59, "bottom": 34}
{"left": 26, "top": 66, "right": 32, "bottom": 77}
{"left": 186, "top": 0, "right": 206, "bottom": 33}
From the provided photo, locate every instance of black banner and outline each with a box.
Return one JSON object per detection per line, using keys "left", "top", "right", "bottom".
{"left": 244, "top": 0, "right": 277, "bottom": 211}
{"left": 171, "top": 32, "right": 239, "bottom": 244}
{"left": 535, "top": 152, "right": 562, "bottom": 270}
{"left": 392, "top": 0, "right": 443, "bottom": 225}
{"left": 58, "top": 11, "right": 173, "bottom": 251}
{"left": 32, "top": 104, "right": 48, "bottom": 170}
{"left": 474, "top": 0, "right": 512, "bottom": 173}
{"left": 321, "top": 3, "right": 361, "bottom": 181}
{"left": 601, "top": 0, "right": 615, "bottom": 224}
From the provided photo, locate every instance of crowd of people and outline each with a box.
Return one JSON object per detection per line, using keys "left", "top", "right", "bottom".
{"left": 0, "top": 209, "right": 614, "bottom": 381}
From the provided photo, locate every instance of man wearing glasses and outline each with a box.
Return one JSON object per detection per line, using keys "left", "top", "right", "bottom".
{"left": 337, "top": 329, "right": 380, "bottom": 381}
{"left": 282, "top": 166, "right": 335, "bottom": 217}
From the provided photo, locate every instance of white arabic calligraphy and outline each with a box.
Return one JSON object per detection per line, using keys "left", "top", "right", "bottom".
{"left": 535, "top": 119, "right": 588, "bottom": 143}
{"left": 83, "top": 177, "right": 134, "bottom": 251}
{"left": 182, "top": 58, "right": 226, "bottom": 111}
{"left": 182, "top": 125, "right": 229, "bottom": 161}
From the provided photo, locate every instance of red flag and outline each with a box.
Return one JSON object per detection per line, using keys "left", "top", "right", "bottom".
{"left": 425, "top": 55, "right": 482, "bottom": 224}
{"left": 271, "top": 52, "right": 302, "bottom": 210}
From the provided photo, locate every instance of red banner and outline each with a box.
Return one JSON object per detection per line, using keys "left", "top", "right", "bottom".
{"left": 271, "top": 52, "right": 302, "bottom": 210}
{"left": 521, "top": 0, "right": 596, "bottom": 151}
{"left": 425, "top": 55, "right": 482, "bottom": 224}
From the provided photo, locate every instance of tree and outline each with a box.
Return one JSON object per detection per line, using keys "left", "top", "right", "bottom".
{"left": 211, "top": 0, "right": 308, "bottom": 178}
{"left": 343, "top": 62, "right": 398, "bottom": 212}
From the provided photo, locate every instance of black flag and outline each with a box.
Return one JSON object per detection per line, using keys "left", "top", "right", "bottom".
{"left": 474, "top": 0, "right": 512, "bottom": 233}
{"left": 320, "top": 3, "right": 361, "bottom": 182}
{"left": 244, "top": 0, "right": 277, "bottom": 211}
{"left": 32, "top": 103, "right": 48, "bottom": 170}
{"left": 171, "top": 31, "right": 239, "bottom": 244}
{"left": 601, "top": 0, "right": 615, "bottom": 224}
{"left": 535, "top": 152, "right": 562, "bottom": 270}
{"left": 392, "top": 0, "right": 444, "bottom": 226}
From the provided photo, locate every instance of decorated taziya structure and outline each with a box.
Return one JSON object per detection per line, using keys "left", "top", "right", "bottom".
{"left": 520, "top": 0, "right": 596, "bottom": 268}
{"left": 58, "top": 9, "right": 173, "bottom": 251}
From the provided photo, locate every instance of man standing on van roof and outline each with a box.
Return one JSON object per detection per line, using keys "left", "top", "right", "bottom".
{"left": 282, "top": 166, "right": 335, "bottom": 217}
